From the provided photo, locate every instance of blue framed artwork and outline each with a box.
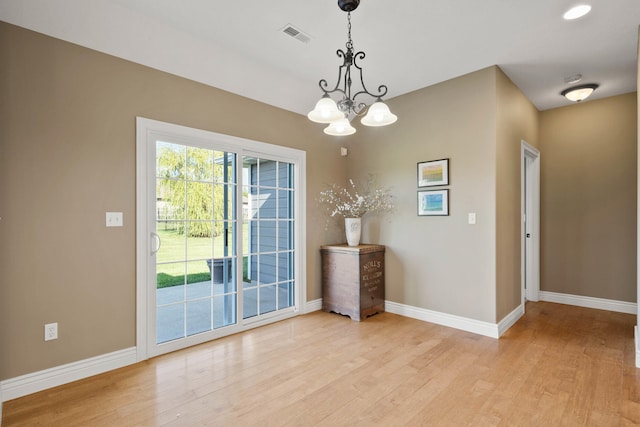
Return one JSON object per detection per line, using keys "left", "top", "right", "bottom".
{"left": 418, "top": 189, "right": 449, "bottom": 216}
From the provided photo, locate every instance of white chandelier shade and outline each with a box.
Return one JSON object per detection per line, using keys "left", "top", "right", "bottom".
{"left": 307, "top": 96, "right": 345, "bottom": 123}
{"left": 324, "top": 117, "right": 356, "bottom": 136}
{"left": 361, "top": 101, "right": 398, "bottom": 127}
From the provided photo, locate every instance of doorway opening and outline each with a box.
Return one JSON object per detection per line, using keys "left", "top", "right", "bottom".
{"left": 522, "top": 141, "right": 540, "bottom": 306}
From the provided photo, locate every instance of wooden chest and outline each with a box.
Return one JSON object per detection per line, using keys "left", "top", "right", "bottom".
{"left": 320, "top": 244, "right": 385, "bottom": 321}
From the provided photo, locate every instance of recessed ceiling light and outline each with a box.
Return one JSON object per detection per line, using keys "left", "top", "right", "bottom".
{"left": 563, "top": 5, "right": 592, "bottom": 20}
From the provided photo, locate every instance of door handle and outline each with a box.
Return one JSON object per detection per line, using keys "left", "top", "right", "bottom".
{"left": 151, "top": 232, "right": 161, "bottom": 256}
{"left": 526, "top": 233, "right": 531, "bottom": 238}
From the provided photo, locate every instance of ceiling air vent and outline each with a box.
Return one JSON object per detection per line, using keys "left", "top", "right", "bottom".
{"left": 281, "top": 24, "right": 311, "bottom": 44}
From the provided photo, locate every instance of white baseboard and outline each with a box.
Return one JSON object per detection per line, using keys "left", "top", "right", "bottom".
{"left": 539, "top": 291, "right": 637, "bottom": 314}
{"left": 636, "top": 326, "right": 640, "bottom": 368}
{"left": 1, "top": 347, "right": 137, "bottom": 402}
{"left": 305, "top": 298, "right": 322, "bottom": 313}
{"left": 2, "top": 301, "right": 322, "bottom": 404}
{"left": 498, "top": 304, "right": 525, "bottom": 337}
{"left": 384, "top": 301, "right": 502, "bottom": 339}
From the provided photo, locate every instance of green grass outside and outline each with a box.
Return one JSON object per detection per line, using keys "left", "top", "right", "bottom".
{"left": 156, "top": 226, "right": 249, "bottom": 288}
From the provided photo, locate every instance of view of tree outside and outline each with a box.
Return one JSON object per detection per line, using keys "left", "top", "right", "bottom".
{"left": 157, "top": 144, "right": 233, "bottom": 238}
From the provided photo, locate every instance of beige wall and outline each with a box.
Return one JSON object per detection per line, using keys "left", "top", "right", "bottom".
{"left": 540, "top": 93, "right": 637, "bottom": 302}
{"left": 495, "top": 69, "right": 539, "bottom": 320}
{"left": 0, "top": 22, "right": 347, "bottom": 379}
{"left": 347, "top": 67, "right": 499, "bottom": 323}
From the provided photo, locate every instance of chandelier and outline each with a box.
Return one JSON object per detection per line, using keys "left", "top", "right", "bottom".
{"left": 307, "top": 0, "right": 397, "bottom": 136}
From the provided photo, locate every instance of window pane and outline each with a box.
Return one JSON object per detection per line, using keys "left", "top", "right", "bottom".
{"left": 243, "top": 157, "right": 258, "bottom": 185}
{"left": 157, "top": 179, "right": 185, "bottom": 221}
{"left": 278, "top": 162, "right": 293, "bottom": 189}
{"left": 157, "top": 262, "right": 185, "bottom": 299}
{"left": 213, "top": 151, "right": 235, "bottom": 184}
{"left": 186, "top": 261, "right": 211, "bottom": 300}
{"left": 186, "top": 182, "right": 213, "bottom": 220}
{"left": 213, "top": 222, "right": 235, "bottom": 257}
{"left": 243, "top": 287, "right": 258, "bottom": 319}
{"left": 249, "top": 220, "right": 259, "bottom": 253}
{"left": 259, "top": 253, "right": 277, "bottom": 285}
{"left": 277, "top": 189, "right": 294, "bottom": 219}
{"left": 278, "top": 252, "right": 294, "bottom": 282}
{"left": 213, "top": 184, "right": 235, "bottom": 221}
{"left": 186, "top": 147, "right": 213, "bottom": 182}
{"left": 186, "top": 222, "right": 212, "bottom": 261}
{"left": 259, "top": 220, "right": 277, "bottom": 252}
{"left": 259, "top": 160, "right": 277, "bottom": 188}
{"left": 157, "top": 142, "right": 185, "bottom": 179}
{"left": 242, "top": 219, "right": 249, "bottom": 256}
{"left": 214, "top": 294, "right": 236, "bottom": 328}
{"left": 212, "top": 258, "right": 236, "bottom": 294}
{"left": 278, "top": 282, "right": 294, "bottom": 310}
{"left": 277, "top": 221, "right": 292, "bottom": 251}
{"left": 242, "top": 185, "right": 250, "bottom": 220}
{"left": 187, "top": 299, "right": 211, "bottom": 336}
{"left": 259, "top": 187, "right": 277, "bottom": 219}
{"left": 259, "top": 285, "right": 277, "bottom": 314}
{"left": 249, "top": 187, "right": 260, "bottom": 219}
{"left": 156, "top": 225, "right": 185, "bottom": 263}
{"left": 157, "top": 303, "right": 185, "bottom": 343}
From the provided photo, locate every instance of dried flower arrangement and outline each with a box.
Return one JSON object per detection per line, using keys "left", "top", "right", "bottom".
{"left": 317, "top": 176, "right": 394, "bottom": 219}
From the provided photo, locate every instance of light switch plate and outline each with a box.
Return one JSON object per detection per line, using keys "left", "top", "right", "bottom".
{"left": 106, "top": 212, "right": 123, "bottom": 227}
{"left": 468, "top": 213, "right": 476, "bottom": 225}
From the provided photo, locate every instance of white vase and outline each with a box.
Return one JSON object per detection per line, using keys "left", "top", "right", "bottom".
{"left": 345, "top": 217, "right": 362, "bottom": 247}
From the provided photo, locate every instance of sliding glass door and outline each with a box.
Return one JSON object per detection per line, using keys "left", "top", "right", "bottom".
{"left": 242, "top": 157, "right": 295, "bottom": 320}
{"left": 154, "top": 142, "right": 238, "bottom": 344}
{"left": 137, "top": 118, "right": 305, "bottom": 358}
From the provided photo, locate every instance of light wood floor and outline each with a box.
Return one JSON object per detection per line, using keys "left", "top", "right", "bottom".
{"left": 3, "top": 301, "right": 640, "bottom": 426}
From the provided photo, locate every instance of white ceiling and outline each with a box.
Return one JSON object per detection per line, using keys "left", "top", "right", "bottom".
{"left": 1, "top": 0, "right": 638, "bottom": 114}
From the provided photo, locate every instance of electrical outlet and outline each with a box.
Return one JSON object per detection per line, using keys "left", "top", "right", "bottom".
{"left": 44, "top": 322, "right": 58, "bottom": 341}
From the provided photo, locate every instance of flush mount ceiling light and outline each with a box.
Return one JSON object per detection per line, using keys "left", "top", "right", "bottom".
{"left": 563, "top": 4, "right": 592, "bottom": 20}
{"left": 308, "top": 0, "right": 397, "bottom": 136}
{"left": 561, "top": 83, "right": 599, "bottom": 102}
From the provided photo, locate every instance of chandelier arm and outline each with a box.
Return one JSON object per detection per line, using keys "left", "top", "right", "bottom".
{"left": 319, "top": 49, "right": 350, "bottom": 95}
{"left": 351, "top": 50, "right": 389, "bottom": 99}
{"left": 318, "top": 79, "right": 330, "bottom": 94}
{"left": 352, "top": 85, "right": 389, "bottom": 103}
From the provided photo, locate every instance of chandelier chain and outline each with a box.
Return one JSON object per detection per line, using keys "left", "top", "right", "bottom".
{"left": 346, "top": 12, "right": 353, "bottom": 50}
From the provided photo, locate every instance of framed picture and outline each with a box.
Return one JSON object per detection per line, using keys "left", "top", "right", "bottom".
{"left": 418, "top": 189, "right": 449, "bottom": 216}
{"left": 417, "top": 159, "right": 449, "bottom": 187}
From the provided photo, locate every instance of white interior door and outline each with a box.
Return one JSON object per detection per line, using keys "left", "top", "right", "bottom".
{"left": 522, "top": 141, "right": 540, "bottom": 304}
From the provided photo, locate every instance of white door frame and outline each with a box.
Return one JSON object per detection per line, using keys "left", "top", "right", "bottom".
{"left": 521, "top": 140, "right": 540, "bottom": 305}
{"left": 135, "top": 117, "right": 306, "bottom": 362}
